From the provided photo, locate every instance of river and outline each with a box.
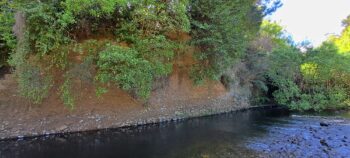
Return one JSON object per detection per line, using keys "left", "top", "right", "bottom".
{"left": 0, "top": 108, "right": 349, "bottom": 158}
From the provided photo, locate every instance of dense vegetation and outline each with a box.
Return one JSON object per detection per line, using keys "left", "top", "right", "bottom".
{"left": 0, "top": 0, "right": 275, "bottom": 108}
{"left": 189, "top": 0, "right": 261, "bottom": 84}
{"left": 249, "top": 20, "right": 350, "bottom": 111}
{"left": 0, "top": 0, "right": 16, "bottom": 68}
{"left": 0, "top": 0, "right": 348, "bottom": 112}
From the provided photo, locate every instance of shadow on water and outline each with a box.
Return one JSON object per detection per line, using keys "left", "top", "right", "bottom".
{"left": 1, "top": 107, "right": 349, "bottom": 158}
{"left": 0, "top": 108, "right": 289, "bottom": 158}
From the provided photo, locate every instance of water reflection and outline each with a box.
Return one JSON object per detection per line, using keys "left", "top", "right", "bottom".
{"left": 0, "top": 108, "right": 294, "bottom": 158}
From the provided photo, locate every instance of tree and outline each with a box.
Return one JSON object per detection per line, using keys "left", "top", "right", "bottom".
{"left": 334, "top": 25, "right": 350, "bottom": 53}
{"left": 250, "top": 20, "right": 350, "bottom": 111}
{"left": 189, "top": 0, "right": 263, "bottom": 84}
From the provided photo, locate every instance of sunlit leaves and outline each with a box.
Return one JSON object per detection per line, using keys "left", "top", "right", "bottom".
{"left": 334, "top": 26, "right": 350, "bottom": 54}
{"left": 300, "top": 62, "right": 318, "bottom": 80}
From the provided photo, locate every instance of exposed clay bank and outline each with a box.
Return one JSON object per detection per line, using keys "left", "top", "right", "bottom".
{"left": 0, "top": 58, "right": 251, "bottom": 140}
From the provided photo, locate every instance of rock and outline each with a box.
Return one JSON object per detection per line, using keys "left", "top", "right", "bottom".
{"left": 17, "top": 135, "right": 24, "bottom": 140}
{"left": 0, "top": 83, "right": 6, "bottom": 90}
{"left": 320, "top": 122, "right": 329, "bottom": 127}
{"left": 320, "top": 139, "right": 329, "bottom": 147}
{"left": 57, "top": 125, "right": 68, "bottom": 131}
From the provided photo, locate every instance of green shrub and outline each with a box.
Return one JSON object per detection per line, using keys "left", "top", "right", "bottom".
{"left": 96, "top": 45, "right": 153, "bottom": 100}
{"left": 327, "top": 88, "right": 349, "bottom": 109}
{"left": 59, "top": 77, "right": 75, "bottom": 109}
{"left": 8, "top": 36, "right": 53, "bottom": 104}
{"left": 24, "top": 2, "right": 71, "bottom": 56}
{"left": 0, "top": 0, "right": 16, "bottom": 67}
{"left": 287, "top": 88, "right": 349, "bottom": 112}
{"left": 134, "top": 35, "right": 177, "bottom": 77}
{"left": 272, "top": 80, "right": 301, "bottom": 105}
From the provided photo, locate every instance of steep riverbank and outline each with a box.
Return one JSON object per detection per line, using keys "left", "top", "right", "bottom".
{"left": 0, "top": 59, "right": 253, "bottom": 140}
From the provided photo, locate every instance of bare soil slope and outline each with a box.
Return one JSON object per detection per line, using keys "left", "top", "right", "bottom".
{"left": 0, "top": 57, "right": 249, "bottom": 139}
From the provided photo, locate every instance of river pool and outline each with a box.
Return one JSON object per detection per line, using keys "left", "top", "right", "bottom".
{"left": 1, "top": 108, "right": 349, "bottom": 158}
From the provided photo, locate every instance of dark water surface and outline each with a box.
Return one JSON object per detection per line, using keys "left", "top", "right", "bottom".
{"left": 1, "top": 108, "right": 349, "bottom": 158}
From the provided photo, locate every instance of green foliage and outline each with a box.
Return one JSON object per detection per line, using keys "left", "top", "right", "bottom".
{"left": 272, "top": 80, "right": 300, "bottom": 105}
{"left": 5, "top": 0, "right": 270, "bottom": 108}
{"left": 302, "top": 42, "right": 350, "bottom": 85}
{"left": 8, "top": 35, "right": 52, "bottom": 104}
{"left": 114, "top": 0, "right": 190, "bottom": 40}
{"left": 169, "top": 0, "right": 191, "bottom": 32}
{"left": 189, "top": 0, "right": 262, "bottom": 83}
{"left": 253, "top": 21, "right": 350, "bottom": 111}
{"left": 266, "top": 46, "right": 303, "bottom": 106}
{"left": 134, "top": 35, "right": 177, "bottom": 77}
{"left": 0, "top": 0, "right": 16, "bottom": 67}
{"left": 59, "top": 76, "right": 75, "bottom": 109}
{"left": 4, "top": 0, "right": 347, "bottom": 112}
{"left": 296, "top": 43, "right": 350, "bottom": 111}
{"left": 108, "top": 1, "right": 189, "bottom": 99}
{"left": 288, "top": 87, "right": 349, "bottom": 111}
{"left": 96, "top": 45, "right": 153, "bottom": 100}
{"left": 4, "top": 0, "right": 190, "bottom": 107}
{"left": 17, "top": 64, "right": 53, "bottom": 104}
{"left": 23, "top": 2, "right": 71, "bottom": 56}
{"left": 328, "top": 87, "right": 349, "bottom": 109}
{"left": 131, "top": 0, "right": 190, "bottom": 34}
{"left": 96, "top": 87, "right": 108, "bottom": 98}
{"left": 260, "top": 20, "right": 291, "bottom": 48}
{"left": 334, "top": 16, "right": 350, "bottom": 53}
{"left": 267, "top": 47, "right": 303, "bottom": 81}
{"left": 246, "top": 21, "right": 289, "bottom": 103}
{"left": 62, "top": 0, "right": 127, "bottom": 18}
